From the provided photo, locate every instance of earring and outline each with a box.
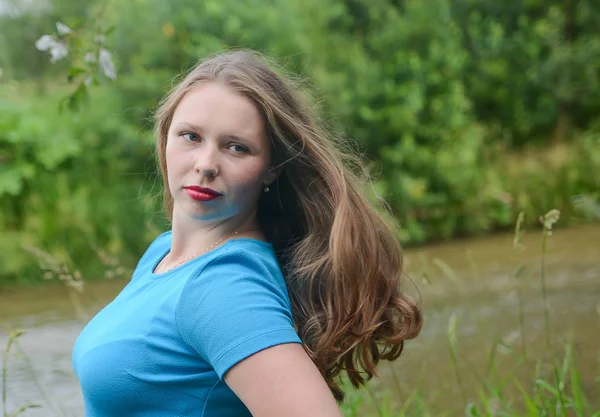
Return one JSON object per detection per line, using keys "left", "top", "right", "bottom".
{"left": 263, "top": 184, "right": 270, "bottom": 193}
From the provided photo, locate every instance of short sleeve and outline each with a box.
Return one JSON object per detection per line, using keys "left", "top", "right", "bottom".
{"left": 175, "top": 246, "right": 302, "bottom": 379}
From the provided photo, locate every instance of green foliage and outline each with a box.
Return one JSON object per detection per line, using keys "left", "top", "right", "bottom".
{"left": 0, "top": 86, "right": 165, "bottom": 284}
{"left": 1, "top": 0, "right": 599, "bottom": 282}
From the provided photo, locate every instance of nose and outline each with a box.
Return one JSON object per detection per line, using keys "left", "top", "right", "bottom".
{"left": 193, "top": 143, "right": 220, "bottom": 178}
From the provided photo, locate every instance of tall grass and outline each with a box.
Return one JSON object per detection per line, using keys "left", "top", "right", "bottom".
{"left": 1, "top": 329, "right": 40, "bottom": 417}
{"left": 539, "top": 209, "right": 560, "bottom": 353}
{"left": 341, "top": 209, "right": 599, "bottom": 417}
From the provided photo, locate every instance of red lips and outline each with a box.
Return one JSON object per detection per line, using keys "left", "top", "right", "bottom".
{"left": 184, "top": 186, "right": 222, "bottom": 201}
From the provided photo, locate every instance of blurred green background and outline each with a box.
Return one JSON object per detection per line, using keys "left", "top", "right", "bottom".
{"left": 1, "top": 1, "right": 600, "bottom": 416}
{"left": 1, "top": 0, "right": 599, "bottom": 285}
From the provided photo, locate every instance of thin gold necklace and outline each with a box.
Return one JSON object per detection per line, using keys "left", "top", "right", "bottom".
{"left": 156, "top": 228, "right": 258, "bottom": 273}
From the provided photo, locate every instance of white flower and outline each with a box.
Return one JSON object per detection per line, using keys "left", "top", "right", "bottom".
{"left": 56, "top": 21, "right": 72, "bottom": 35}
{"left": 35, "top": 34, "right": 55, "bottom": 51}
{"left": 49, "top": 42, "right": 68, "bottom": 63}
{"left": 35, "top": 34, "right": 68, "bottom": 63}
{"left": 99, "top": 48, "right": 116, "bottom": 80}
{"left": 84, "top": 52, "right": 96, "bottom": 63}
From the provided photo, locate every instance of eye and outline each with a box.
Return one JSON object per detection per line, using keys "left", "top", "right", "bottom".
{"left": 228, "top": 144, "right": 249, "bottom": 153}
{"left": 181, "top": 132, "right": 200, "bottom": 142}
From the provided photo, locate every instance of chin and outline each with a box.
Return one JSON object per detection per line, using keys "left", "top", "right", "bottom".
{"left": 187, "top": 210, "right": 220, "bottom": 222}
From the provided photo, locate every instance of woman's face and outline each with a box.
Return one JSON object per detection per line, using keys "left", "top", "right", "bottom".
{"left": 165, "top": 82, "right": 276, "bottom": 225}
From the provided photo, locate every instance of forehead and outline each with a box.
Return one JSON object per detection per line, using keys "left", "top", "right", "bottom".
{"left": 170, "top": 82, "right": 266, "bottom": 139}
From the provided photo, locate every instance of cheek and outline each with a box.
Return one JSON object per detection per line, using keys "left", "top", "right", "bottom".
{"left": 164, "top": 141, "right": 174, "bottom": 172}
{"left": 165, "top": 141, "right": 190, "bottom": 175}
{"left": 165, "top": 138, "right": 180, "bottom": 162}
{"left": 229, "top": 163, "right": 268, "bottom": 190}
{"left": 164, "top": 148, "right": 188, "bottom": 194}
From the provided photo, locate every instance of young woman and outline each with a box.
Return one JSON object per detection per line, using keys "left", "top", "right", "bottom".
{"left": 72, "top": 50, "right": 422, "bottom": 417}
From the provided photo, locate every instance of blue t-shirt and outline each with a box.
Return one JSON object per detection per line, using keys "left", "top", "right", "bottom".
{"left": 72, "top": 231, "right": 301, "bottom": 416}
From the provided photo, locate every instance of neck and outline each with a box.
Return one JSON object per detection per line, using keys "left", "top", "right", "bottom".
{"left": 168, "top": 207, "right": 260, "bottom": 262}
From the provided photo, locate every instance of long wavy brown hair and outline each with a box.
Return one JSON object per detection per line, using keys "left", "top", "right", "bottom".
{"left": 154, "top": 50, "right": 422, "bottom": 401}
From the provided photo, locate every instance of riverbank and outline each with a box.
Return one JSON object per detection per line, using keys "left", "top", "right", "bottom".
{"left": 2, "top": 222, "right": 598, "bottom": 416}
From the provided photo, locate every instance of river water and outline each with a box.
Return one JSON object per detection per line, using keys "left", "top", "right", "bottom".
{"left": 1, "top": 224, "right": 598, "bottom": 416}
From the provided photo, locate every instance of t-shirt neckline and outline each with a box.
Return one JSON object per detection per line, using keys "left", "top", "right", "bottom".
{"left": 150, "top": 237, "right": 272, "bottom": 278}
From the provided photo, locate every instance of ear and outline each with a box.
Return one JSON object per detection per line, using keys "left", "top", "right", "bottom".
{"left": 264, "top": 166, "right": 280, "bottom": 186}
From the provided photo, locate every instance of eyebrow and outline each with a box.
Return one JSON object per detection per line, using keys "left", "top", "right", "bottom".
{"left": 172, "top": 122, "right": 256, "bottom": 146}
{"left": 172, "top": 122, "right": 204, "bottom": 133}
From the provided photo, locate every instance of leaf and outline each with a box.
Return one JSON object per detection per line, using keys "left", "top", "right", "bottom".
{"left": 535, "top": 378, "right": 559, "bottom": 396}
{"left": 35, "top": 134, "right": 80, "bottom": 169}
{"left": 514, "top": 380, "right": 539, "bottom": 415}
{"left": 465, "top": 402, "right": 481, "bottom": 416}
{"left": 0, "top": 164, "right": 25, "bottom": 196}
{"left": 104, "top": 25, "right": 116, "bottom": 36}
{"left": 67, "top": 67, "right": 87, "bottom": 82}
{"left": 58, "top": 95, "right": 70, "bottom": 114}
{"left": 569, "top": 365, "right": 588, "bottom": 414}
{"left": 67, "top": 82, "right": 89, "bottom": 112}
{"left": 67, "top": 17, "right": 84, "bottom": 30}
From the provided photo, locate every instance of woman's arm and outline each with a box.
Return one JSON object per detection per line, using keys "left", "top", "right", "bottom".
{"left": 224, "top": 343, "right": 343, "bottom": 417}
